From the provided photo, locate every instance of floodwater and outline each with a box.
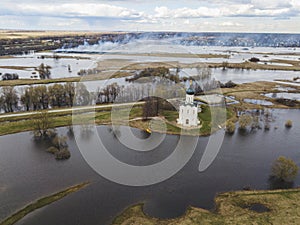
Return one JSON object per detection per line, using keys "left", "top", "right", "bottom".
{"left": 181, "top": 67, "right": 299, "bottom": 84}
{"left": 0, "top": 45, "right": 299, "bottom": 83}
{"left": 244, "top": 98, "right": 274, "bottom": 106}
{"left": 0, "top": 109, "right": 299, "bottom": 225}
{"left": 264, "top": 93, "right": 300, "bottom": 101}
{"left": 0, "top": 53, "right": 96, "bottom": 79}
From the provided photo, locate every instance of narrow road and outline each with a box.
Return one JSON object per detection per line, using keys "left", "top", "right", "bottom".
{"left": 0, "top": 102, "right": 145, "bottom": 119}
{"left": 275, "top": 81, "right": 300, "bottom": 87}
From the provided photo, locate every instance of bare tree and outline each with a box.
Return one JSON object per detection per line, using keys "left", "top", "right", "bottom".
{"left": 32, "top": 110, "right": 55, "bottom": 139}
{"left": 0, "top": 86, "right": 19, "bottom": 112}
{"left": 36, "top": 63, "right": 51, "bottom": 79}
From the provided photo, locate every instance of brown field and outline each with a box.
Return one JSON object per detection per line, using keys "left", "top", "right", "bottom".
{"left": 104, "top": 52, "right": 230, "bottom": 59}
{"left": 0, "top": 30, "right": 120, "bottom": 40}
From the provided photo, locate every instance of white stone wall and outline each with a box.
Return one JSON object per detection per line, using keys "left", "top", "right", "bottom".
{"left": 177, "top": 104, "right": 200, "bottom": 127}
{"left": 186, "top": 94, "right": 194, "bottom": 104}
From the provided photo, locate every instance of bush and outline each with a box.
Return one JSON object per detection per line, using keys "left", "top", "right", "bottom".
{"left": 264, "top": 123, "right": 270, "bottom": 131}
{"left": 249, "top": 57, "right": 260, "bottom": 62}
{"left": 285, "top": 120, "right": 293, "bottom": 128}
{"left": 271, "top": 156, "right": 298, "bottom": 182}
{"left": 221, "top": 80, "right": 237, "bottom": 88}
{"left": 226, "top": 120, "right": 236, "bottom": 134}
{"left": 238, "top": 114, "right": 252, "bottom": 130}
{"left": 47, "top": 146, "right": 59, "bottom": 154}
{"left": 55, "top": 148, "right": 71, "bottom": 160}
{"left": 276, "top": 98, "right": 298, "bottom": 107}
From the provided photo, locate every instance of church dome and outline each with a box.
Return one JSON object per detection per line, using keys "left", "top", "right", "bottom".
{"left": 186, "top": 87, "right": 195, "bottom": 95}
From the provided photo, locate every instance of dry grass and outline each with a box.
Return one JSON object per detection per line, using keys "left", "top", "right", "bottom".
{"left": 268, "top": 59, "right": 300, "bottom": 67}
{"left": 112, "top": 188, "right": 300, "bottom": 225}
{"left": 0, "top": 77, "right": 81, "bottom": 87}
{"left": 223, "top": 81, "right": 300, "bottom": 110}
{"left": 104, "top": 53, "right": 230, "bottom": 59}
{"left": 205, "top": 61, "right": 300, "bottom": 71}
{"left": 99, "top": 60, "right": 300, "bottom": 72}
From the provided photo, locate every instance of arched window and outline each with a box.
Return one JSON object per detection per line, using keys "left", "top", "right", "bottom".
{"left": 186, "top": 119, "right": 189, "bottom": 125}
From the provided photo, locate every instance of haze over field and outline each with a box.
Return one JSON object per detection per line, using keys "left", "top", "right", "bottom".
{"left": 0, "top": 0, "right": 300, "bottom": 33}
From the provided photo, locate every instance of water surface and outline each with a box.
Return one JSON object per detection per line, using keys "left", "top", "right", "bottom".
{"left": 0, "top": 109, "right": 299, "bottom": 225}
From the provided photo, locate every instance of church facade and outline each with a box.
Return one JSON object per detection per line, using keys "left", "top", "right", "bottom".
{"left": 177, "top": 87, "right": 200, "bottom": 127}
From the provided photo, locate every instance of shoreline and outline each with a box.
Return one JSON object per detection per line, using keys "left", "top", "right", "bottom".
{"left": 0, "top": 182, "right": 90, "bottom": 225}
{"left": 1, "top": 59, "right": 300, "bottom": 87}
{"left": 112, "top": 188, "right": 300, "bottom": 225}
{"left": 0, "top": 80, "right": 299, "bottom": 137}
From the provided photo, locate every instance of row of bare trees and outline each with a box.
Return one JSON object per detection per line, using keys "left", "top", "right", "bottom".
{"left": 21, "top": 83, "right": 89, "bottom": 110}
{"left": 0, "top": 83, "right": 90, "bottom": 113}
{"left": 96, "top": 78, "right": 184, "bottom": 105}
{"left": 0, "top": 74, "right": 186, "bottom": 113}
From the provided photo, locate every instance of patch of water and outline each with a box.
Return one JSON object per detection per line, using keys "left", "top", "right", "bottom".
{"left": 0, "top": 109, "right": 299, "bottom": 225}
{"left": 244, "top": 98, "right": 274, "bottom": 106}
{"left": 264, "top": 93, "right": 300, "bottom": 101}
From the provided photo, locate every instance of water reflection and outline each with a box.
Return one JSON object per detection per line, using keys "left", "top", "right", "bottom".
{"left": 269, "top": 177, "right": 294, "bottom": 190}
{"left": 0, "top": 109, "right": 299, "bottom": 225}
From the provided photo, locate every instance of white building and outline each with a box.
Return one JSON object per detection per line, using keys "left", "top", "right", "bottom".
{"left": 177, "top": 87, "right": 201, "bottom": 127}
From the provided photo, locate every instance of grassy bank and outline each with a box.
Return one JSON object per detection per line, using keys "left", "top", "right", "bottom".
{"left": 123, "top": 60, "right": 300, "bottom": 71}
{"left": 0, "top": 71, "right": 133, "bottom": 87}
{"left": 0, "top": 182, "right": 90, "bottom": 225}
{"left": 0, "top": 80, "right": 299, "bottom": 137}
{"left": 0, "top": 77, "right": 81, "bottom": 87}
{"left": 112, "top": 188, "right": 300, "bottom": 225}
{"left": 0, "top": 102, "right": 236, "bottom": 137}
{"left": 0, "top": 106, "right": 113, "bottom": 136}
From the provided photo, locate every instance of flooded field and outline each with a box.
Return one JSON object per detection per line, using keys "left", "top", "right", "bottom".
{"left": 1, "top": 43, "right": 300, "bottom": 83}
{"left": 264, "top": 92, "right": 300, "bottom": 101}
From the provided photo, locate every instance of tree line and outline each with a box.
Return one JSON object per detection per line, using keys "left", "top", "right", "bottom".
{"left": 1, "top": 65, "right": 235, "bottom": 114}
{"left": 0, "top": 77, "right": 183, "bottom": 113}
{"left": 0, "top": 83, "right": 90, "bottom": 113}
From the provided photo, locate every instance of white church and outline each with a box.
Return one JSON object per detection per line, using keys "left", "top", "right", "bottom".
{"left": 177, "top": 85, "right": 201, "bottom": 127}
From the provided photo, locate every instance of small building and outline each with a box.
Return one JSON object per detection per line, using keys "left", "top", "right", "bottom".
{"left": 177, "top": 86, "right": 201, "bottom": 127}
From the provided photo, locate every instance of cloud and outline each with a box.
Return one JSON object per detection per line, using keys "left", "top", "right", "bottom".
{"left": 0, "top": 0, "right": 299, "bottom": 32}
{"left": 154, "top": 6, "right": 224, "bottom": 18}
{"left": 1, "top": 1, "right": 299, "bottom": 20}
{"left": 1, "top": 3, "right": 144, "bottom": 20}
{"left": 153, "top": 3, "right": 298, "bottom": 19}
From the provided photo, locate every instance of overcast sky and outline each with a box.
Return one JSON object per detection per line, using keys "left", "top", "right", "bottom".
{"left": 0, "top": 0, "right": 300, "bottom": 33}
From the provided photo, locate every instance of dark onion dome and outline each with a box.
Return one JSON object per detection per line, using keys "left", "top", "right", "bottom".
{"left": 186, "top": 87, "right": 195, "bottom": 95}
